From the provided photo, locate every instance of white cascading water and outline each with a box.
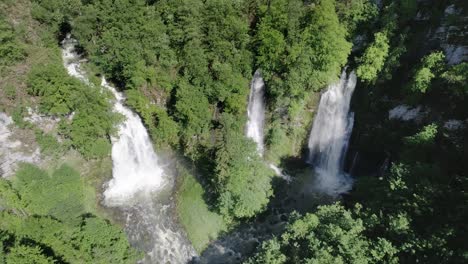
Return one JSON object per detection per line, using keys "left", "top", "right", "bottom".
{"left": 245, "top": 70, "right": 290, "bottom": 181}
{"left": 246, "top": 70, "right": 266, "bottom": 154}
{"left": 61, "top": 35, "right": 195, "bottom": 263}
{"left": 101, "top": 78, "right": 164, "bottom": 205}
{"left": 307, "top": 70, "right": 357, "bottom": 195}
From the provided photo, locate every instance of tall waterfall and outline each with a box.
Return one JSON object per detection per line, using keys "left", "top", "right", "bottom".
{"left": 61, "top": 35, "right": 195, "bottom": 263}
{"left": 307, "top": 70, "right": 357, "bottom": 195}
{"left": 245, "top": 70, "right": 289, "bottom": 181}
{"left": 246, "top": 70, "right": 266, "bottom": 154}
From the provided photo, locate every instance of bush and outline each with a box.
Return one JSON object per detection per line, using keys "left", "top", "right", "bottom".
{"left": 357, "top": 32, "right": 390, "bottom": 83}
{"left": 0, "top": 164, "right": 141, "bottom": 263}
{"left": 0, "top": 18, "right": 25, "bottom": 66}
{"left": 409, "top": 51, "right": 445, "bottom": 93}
{"left": 35, "top": 130, "right": 64, "bottom": 156}
{"left": 27, "top": 63, "right": 82, "bottom": 115}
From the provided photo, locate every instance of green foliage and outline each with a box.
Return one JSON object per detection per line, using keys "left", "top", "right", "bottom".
{"left": 399, "top": 0, "right": 417, "bottom": 21}
{"left": 335, "top": 0, "right": 378, "bottom": 33}
{"left": 11, "top": 105, "right": 32, "bottom": 129}
{"left": 380, "top": 33, "right": 408, "bottom": 80}
{"left": 257, "top": 0, "right": 351, "bottom": 100}
{"left": 28, "top": 62, "right": 118, "bottom": 158}
{"left": 442, "top": 62, "right": 468, "bottom": 93}
{"left": 3, "top": 84, "right": 16, "bottom": 100}
{"left": 409, "top": 51, "right": 445, "bottom": 93}
{"left": 27, "top": 63, "right": 81, "bottom": 115}
{"left": 31, "top": 0, "right": 82, "bottom": 36}
{"left": 13, "top": 163, "right": 85, "bottom": 222}
{"left": 35, "top": 130, "right": 64, "bottom": 156}
{"left": 0, "top": 18, "right": 25, "bottom": 66}
{"left": 0, "top": 164, "right": 140, "bottom": 263}
{"left": 5, "top": 245, "right": 53, "bottom": 264}
{"left": 244, "top": 238, "right": 286, "bottom": 264}
{"left": 357, "top": 32, "right": 390, "bottom": 83}
{"left": 247, "top": 203, "right": 398, "bottom": 264}
{"left": 174, "top": 79, "right": 212, "bottom": 158}
{"left": 214, "top": 114, "right": 273, "bottom": 219}
{"left": 404, "top": 123, "right": 438, "bottom": 146}
{"left": 71, "top": 217, "right": 140, "bottom": 263}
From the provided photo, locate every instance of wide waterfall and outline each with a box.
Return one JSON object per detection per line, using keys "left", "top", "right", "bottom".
{"left": 61, "top": 35, "right": 195, "bottom": 263}
{"left": 101, "top": 78, "right": 164, "bottom": 205}
{"left": 307, "top": 70, "right": 356, "bottom": 195}
{"left": 246, "top": 69, "right": 266, "bottom": 154}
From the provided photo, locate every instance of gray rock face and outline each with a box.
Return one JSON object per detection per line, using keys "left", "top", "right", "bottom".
{"left": 431, "top": 4, "right": 468, "bottom": 65}
{"left": 0, "top": 112, "right": 41, "bottom": 177}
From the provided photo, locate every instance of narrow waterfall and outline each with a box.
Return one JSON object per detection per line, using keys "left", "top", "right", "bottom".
{"left": 61, "top": 35, "right": 195, "bottom": 263}
{"left": 307, "top": 70, "right": 357, "bottom": 195}
{"left": 246, "top": 69, "right": 266, "bottom": 154}
{"left": 246, "top": 70, "right": 289, "bottom": 181}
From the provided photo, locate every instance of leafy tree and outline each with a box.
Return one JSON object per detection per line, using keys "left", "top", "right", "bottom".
{"left": 12, "top": 164, "right": 85, "bottom": 223}
{"left": 335, "top": 0, "right": 378, "bottom": 33}
{"left": 214, "top": 114, "right": 273, "bottom": 219}
{"left": 5, "top": 245, "right": 53, "bottom": 264}
{"left": 409, "top": 51, "right": 445, "bottom": 93}
{"left": 174, "top": 79, "right": 212, "bottom": 158}
{"left": 0, "top": 164, "right": 141, "bottom": 263}
{"left": 356, "top": 32, "right": 390, "bottom": 83}
{"left": 442, "top": 62, "right": 468, "bottom": 94}
{"left": 27, "top": 63, "right": 81, "bottom": 115}
{"left": 247, "top": 203, "right": 398, "bottom": 264}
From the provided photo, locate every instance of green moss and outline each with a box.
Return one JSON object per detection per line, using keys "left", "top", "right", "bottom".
{"left": 176, "top": 165, "right": 227, "bottom": 253}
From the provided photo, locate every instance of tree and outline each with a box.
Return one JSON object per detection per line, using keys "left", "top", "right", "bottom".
{"left": 356, "top": 32, "right": 390, "bottom": 83}
{"left": 247, "top": 203, "right": 398, "bottom": 264}
{"left": 442, "top": 62, "right": 468, "bottom": 94}
{"left": 0, "top": 164, "right": 141, "bottom": 263}
{"left": 174, "top": 79, "right": 212, "bottom": 158}
{"left": 214, "top": 114, "right": 273, "bottom": 219}
{"left": 335, "top": 0, "right": 378, "bottom": 33}
{"left": 5, "top": 245, "right": 53, "bottom": 264}
{"left": 409, "top": 51, "right": 445, "bottom": 93}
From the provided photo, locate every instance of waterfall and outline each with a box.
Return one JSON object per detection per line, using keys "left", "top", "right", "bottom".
{"left": 307, "top": 70, "right": 357, "bottom": 195}
{"left": 101, "top": 78, "right": 164, "bottom": 205}
{"left": 246, "top": 70, "right": 266, "bottom": 154}
{"left": 61, "top": 35, "right": 195, "bottom": 263}
{"left": 245, "top": 70, "right": 290, "bottom": 181}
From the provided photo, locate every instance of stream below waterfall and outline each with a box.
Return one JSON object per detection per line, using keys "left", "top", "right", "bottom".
{"left": 62, "top": 35, "right": 196, "bottom": 263}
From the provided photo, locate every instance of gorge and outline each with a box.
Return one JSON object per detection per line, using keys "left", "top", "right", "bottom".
{"left": 0, "top": 0, "right": 466, "bottom": 263}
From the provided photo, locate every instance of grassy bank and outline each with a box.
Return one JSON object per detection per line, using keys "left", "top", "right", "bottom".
{"left": 176, "top": 165, "right": 227, "bottom": 253}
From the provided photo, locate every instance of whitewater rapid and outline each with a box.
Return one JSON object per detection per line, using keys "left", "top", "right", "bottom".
{"left": 61, "top": 35, "right": 195, "bottom": 263}
{"left": 307, "top": 70, "right": 356, "bottom": 195}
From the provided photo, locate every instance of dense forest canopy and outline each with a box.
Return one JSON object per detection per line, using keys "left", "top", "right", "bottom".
{"left": 0, "top": 0, "right": 467, "bottom": 263}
